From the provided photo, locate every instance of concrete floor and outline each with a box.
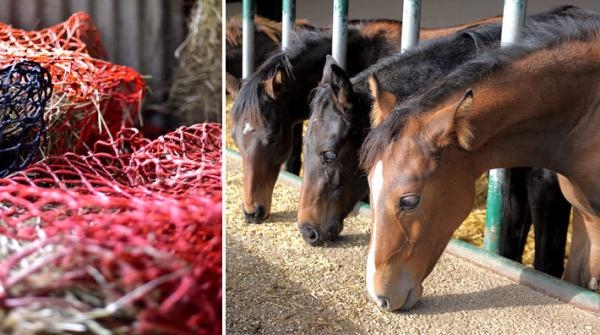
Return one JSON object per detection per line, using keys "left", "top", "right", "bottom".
{"left": 226, "top": 156, "right": 600, "bottom": 334}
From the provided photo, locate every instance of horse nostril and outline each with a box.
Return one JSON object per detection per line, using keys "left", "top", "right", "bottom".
{"left": 299, "top": 223, "right": 321, "bottom": 246}
{"left": 375, "top": 295, "right": 391, "bottom": 311}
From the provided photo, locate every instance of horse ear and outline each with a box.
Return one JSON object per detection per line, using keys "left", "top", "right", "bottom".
{"left": 264, "top": 65, "right": 286, "bottom": 99}
{"left": 423, "top": 89, "right": 474, "bottom": 150}
{"left": 226, "top": 72, "right": 242, "bottom": 98}
{"left": 321, "top": 55, "right": 338, "bottom": 84}
{"left": 368, "top": 74, "right": 396, "bottom": 126}
{"left": 453, "top": 89, "right": 474, "bottom": 150}
{"left": 329, "top": 63, "right": 352, "bottom": 109}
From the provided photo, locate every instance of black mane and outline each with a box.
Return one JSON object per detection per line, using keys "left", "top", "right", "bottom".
{"left": 360, "top": 6, "right": 600, "bottom": 170}
{"left": 232, "top": 17, "right": 413, "bottom": 125}
{"left": 231, "top": 27, "right": 335, "bottom": 125}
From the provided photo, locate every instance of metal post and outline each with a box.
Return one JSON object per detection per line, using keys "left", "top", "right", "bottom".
{"left": 401, "top": 0, "right": 421, "bottom": 52}
{"left": 483, "top": 0, "right": 527, "bottom": 254}
{"left": 242, "top": 0, "right": 255, "bottom": 79}
{"left": 282, "top": 0, "right": 295, "bottom": 50}
{"left": 332, "top": 0, "right": 349, "bottom": 69}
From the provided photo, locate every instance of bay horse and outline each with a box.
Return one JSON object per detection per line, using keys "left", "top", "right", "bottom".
{"left": 300, "top": 7, "right": 574, "bottom": 280}
{"left": 299, "top": 23, "right": 501, "bottom": 244}
{"left": 359, "top": 9, "right": 600, "bottom": 311}
{"left": 230, "top": 16, "right": 501, "bottom": 223}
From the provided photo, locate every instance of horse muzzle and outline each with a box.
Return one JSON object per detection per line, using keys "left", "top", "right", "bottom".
{"left": 367, "top": 267, "right": 423, "bottom": 311}
{"left": 298, "top": 221, "right": 343, "bottom": 246}
{"left": 243, "top": 205, "right": 268, "bottom": 224}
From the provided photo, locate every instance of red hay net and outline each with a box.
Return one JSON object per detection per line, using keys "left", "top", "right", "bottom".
{"left": 0, "top": 124, "right": 222, "bottom": 334}
{"left": 0, "top": 12, "right": 144, "bottom": 156}
{"left": 0, "top": 12, "right": 107, "bottom": 59}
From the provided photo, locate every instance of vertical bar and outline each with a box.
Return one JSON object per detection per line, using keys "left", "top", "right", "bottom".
{"left": 242, "top": 0, "right": 254, "bottom": 79}
{"left": 484, "top": 0, "right": 527, "bottom": 254}
{"left": 142, "top": 0, "right": 165, "bottom": 100}
{"left": 332, "top": 0, "right": 348, "bottom": 69}
{"left": 13, "top": 0, "right": 38, "bottom": 30}
{"left": 0, "top": 0, "right": 12, "bottom": 24}
{"left": 400, "top": 0, "right": 421, "bottom": 52}
{"left": 67, "top": 0, "right": 92, "bottom": 14}
{"left": 500, "top": 0, "right": 527, "bottom": 46}
{"left": 282, "top": 0, "right": 295, "bottom": 51}
{"left": 117, "top": 0, "right": 142, "bottom": 70}
{"left": 94, "top": 0, "right": 118, "bottom": 61}
{"left": 282, "top": 0, "right": 297, "bottom": 172}
{"left": 39, "top": 0, "right": 65, "bottom": 27}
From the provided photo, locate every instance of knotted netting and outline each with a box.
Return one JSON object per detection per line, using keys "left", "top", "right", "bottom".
{"left": 0, "top": 61, "right": 51, "bottom": 178}
{"left": 0, "top": 123, "right": 222, "bottom": 334}
{"left": 0, "top": 12, "right": 144, "bottom": 156}
{"left": 0, "top": 12, "right": 107, "bottom": 59}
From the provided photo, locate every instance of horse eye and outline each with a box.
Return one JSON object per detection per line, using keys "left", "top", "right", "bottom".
{"left": 321, "top": 151, "right": 337, "bottom": 163}
{"left": 399, "top": 195, "right": 420, "bottom": 211}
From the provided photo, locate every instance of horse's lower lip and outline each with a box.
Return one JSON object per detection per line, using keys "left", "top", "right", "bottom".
{"left": 243, "top": 211, "right": 269, "bottom": 224}
{"left": 399, "top": 289, "right": 414, "bottom": 311}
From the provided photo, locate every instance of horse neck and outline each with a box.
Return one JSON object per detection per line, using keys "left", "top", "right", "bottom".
{"left": 464, "top": 45, "right": 600, "bottom": 178}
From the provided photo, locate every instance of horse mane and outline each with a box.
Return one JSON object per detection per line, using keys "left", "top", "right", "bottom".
{"left": 232, "top": 27, "right": 343, "bottom": 124}
{"left": 308, "top": 20, "right": 502, "bottom": 130}
{"left": 226, "top": 15, "right": 314, "bottom": 47}
{"left": 360, "top": 6, "right": 600, "bottom": 171}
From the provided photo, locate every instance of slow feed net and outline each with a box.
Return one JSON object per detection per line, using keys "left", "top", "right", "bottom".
{"left": 0, "top": 13, "right": 221, "bottom": 335}
{"left": 0, "top": 124, "right": 222, "bottom": 334}
{"left": 0, "top": 12, "right": 144, "bottom": 156}
{"left": 0, "top": 61, "right": 52, "bottom": 177}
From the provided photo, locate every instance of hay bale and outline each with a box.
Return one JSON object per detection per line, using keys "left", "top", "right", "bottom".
{"left": 169, "top": 0, "right": 222, "bottom": 124}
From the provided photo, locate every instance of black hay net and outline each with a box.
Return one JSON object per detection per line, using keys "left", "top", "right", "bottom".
{"left": 0, "top": 61, "right": 52, "bottom": 177}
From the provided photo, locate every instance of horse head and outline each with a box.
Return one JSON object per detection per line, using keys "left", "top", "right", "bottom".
{"left": 361, "top": 90, "right": 478, "bottom": 310}
{"left": 298, "top": 56, "right": 370, "bottom": 245}
{"left": 231, "top": 55, "right": 298, "bottom": 223}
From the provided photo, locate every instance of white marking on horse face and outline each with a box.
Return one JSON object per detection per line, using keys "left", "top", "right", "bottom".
{"left": 243, "top": 122, "right": 254, "bottom": 135}
{"left": 366, "top": 160, "right": 384, "bottom": 301}
{"left": 589, "top": 277, "right": 598, "bottom": 291}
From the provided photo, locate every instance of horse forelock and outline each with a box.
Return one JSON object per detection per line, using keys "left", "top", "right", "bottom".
{"left": 360, "top": 108, "right": 411, "bottom": 172}
{"left": 309, "top": 83, "right": 353, "bottom": 124}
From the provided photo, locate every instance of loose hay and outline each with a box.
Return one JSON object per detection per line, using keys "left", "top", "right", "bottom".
{"left": 226, "top": 157, "right": 600, "bottom": 334}
{"left": 169, "top": 0, "right": 222, "bottom": 124}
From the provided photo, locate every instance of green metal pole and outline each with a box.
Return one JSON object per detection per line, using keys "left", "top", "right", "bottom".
{"left": 242, "top": 0, "right": 255, "bottom": 79}
{"left": 400, "top": 0, "right": 421, "bottom": 52}
{"left": 332, "top": 0, "right": 349, "bottom": 69}
{"left": 282, "top": 0, "right": 295, "bottom": 50}
{"left": 484, "top": 0, "right": 528, "bottom": 254}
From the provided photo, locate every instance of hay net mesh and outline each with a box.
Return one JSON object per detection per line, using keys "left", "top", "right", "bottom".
{"left": 0, "top": 61, "right": 51, "bottom": 178}
{"left": 0, "top": 13, "right": 221, "bottom": 335}
{"left": 0, "top": 124, "right": 222, "bottom": 334}
{"left": 0, "top": 12, "right": 144, "bottom": 156}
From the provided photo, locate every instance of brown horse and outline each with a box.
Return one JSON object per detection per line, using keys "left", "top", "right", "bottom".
{"left": 230, "top": 16, "right": 502, "bottom": 224}
{"left": 360, "top": 12, "right": 600, "bottom": 311}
